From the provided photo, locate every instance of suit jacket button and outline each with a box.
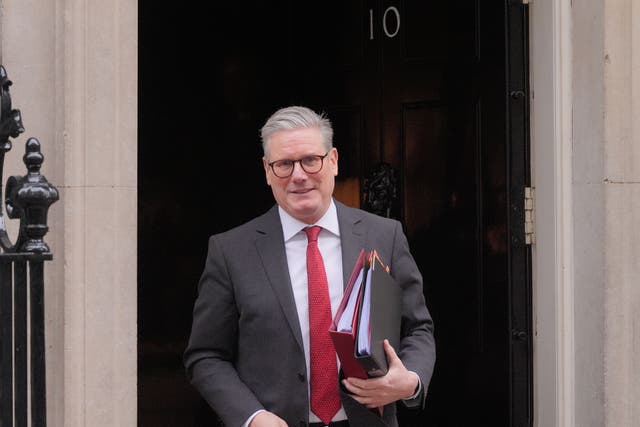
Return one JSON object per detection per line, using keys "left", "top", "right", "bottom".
{"left": 297, "top": 372, "right": 305, "bottom": 382}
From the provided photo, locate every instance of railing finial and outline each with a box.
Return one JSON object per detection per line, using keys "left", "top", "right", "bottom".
{"left": 6, "top": 137, "right": 59, "bottom": 253}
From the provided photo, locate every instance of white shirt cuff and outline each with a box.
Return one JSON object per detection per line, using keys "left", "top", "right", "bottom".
{"left": 402, "top": 371, "right": 422, "bottom": 401}
{"left": 242, "top": 409, "right": 266, "bottom": 427}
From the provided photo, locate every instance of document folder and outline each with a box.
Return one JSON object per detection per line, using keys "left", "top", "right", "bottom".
{"left": 354, "top": 252, "right": 401, "bottom": 377}
{"left": 329, "top": 250, "right": 368, "bottom": 379}
{"left": 330, "top": 250, "right": 401, "bottom": 379}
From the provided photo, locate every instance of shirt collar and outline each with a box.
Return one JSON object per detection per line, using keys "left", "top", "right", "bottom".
{"left": 279, "top": 199, "right": 340, "bottom": 242}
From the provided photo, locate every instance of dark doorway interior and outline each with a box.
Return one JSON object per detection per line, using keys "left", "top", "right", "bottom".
{"left": 138, "top": 2, "right": 530, "bottom": 426}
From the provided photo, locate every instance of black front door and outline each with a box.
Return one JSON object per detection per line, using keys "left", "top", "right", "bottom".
{"left": 138, "top": 2, "right": 532, "bottom": 426}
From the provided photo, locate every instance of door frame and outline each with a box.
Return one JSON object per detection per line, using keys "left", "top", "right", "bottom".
{"left": 529, "top": 1, "right": 575, "bottom": 427}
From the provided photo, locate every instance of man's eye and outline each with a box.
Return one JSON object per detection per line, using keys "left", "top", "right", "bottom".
{"left": 278, "top": 160, "right": 294, "bottom": 168}
{"left": 302, "top": 157, "right": 318, "bottom": 166}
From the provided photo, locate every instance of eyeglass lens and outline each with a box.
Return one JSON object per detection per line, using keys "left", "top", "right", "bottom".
{"left": 271, "top": 155, "right": 325, "bottom": 177}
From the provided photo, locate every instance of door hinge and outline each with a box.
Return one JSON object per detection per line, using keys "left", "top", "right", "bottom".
{"left": 524, "top": 187, "right": 535, "bottom": 245}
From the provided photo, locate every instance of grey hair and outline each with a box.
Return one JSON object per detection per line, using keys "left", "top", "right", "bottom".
{"left": 260, "top": 106, "right": 333, "bottom": 157}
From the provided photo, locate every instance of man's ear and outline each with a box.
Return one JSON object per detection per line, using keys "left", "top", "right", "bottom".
{"left": 263, "top": 157, "right": 272, "bottom": 186}
{"left": 331, "top": 147, "right": 339, "bottom": 176}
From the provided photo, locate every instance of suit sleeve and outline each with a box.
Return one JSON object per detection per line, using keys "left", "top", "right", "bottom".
{"left": 183, "top": 235, "right": 264, "bottom": 426}
{"left": 389, "top": 220, "right": 436, "bottom": 408}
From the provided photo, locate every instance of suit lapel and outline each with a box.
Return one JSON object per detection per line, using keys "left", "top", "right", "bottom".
{"left": 254, "top": 206, "right": 304, "bottom": 352}
{"left": 253, "top": 202, "right": 367, "bottom": 352}
{"left": 336, "top": 201, "right": 367, "bottom": 288}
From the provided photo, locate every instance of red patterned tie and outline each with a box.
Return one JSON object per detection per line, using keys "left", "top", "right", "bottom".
{"left": 305, "top": 226, "right": 341, "bottom": 424}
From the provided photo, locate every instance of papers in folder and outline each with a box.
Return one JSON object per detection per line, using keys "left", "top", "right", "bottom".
{"left": 329, "top": 249, "right": 401, "bottom": 379}
{"left": 336, "top": 267, "right": 364, "bottom": 332}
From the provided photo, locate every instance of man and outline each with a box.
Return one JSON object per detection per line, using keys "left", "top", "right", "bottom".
{"left": 184, "top": 106, "right": 435, "bottom": 427}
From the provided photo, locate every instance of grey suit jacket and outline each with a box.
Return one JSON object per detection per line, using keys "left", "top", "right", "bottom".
{"left": 184, "top": 201, "right": 435, "bottom": 427}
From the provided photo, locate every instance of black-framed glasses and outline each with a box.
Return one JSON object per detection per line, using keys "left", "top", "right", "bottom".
{"left": 268, "top": 152, "right": 329, "bottom": 178}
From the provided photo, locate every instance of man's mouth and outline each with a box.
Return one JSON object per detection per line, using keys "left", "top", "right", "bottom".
{"left": 291, "top": 188, "right": 314, "bottom": 195}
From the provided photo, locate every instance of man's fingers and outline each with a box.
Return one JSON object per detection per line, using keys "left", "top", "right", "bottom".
{"left": 343, "top": 376, "right": 378, "bottom": 391}
{"left": 346, "top": 391, "right": 379, "bottom": 407}
{"left": 342, "top": 379, "right": 356, "bottom": 393}
{"left": 342, "top": 378, "right": 369, "bottom": 395}
{"left": 383, "top": 339, "right": 401, "bottom": 365}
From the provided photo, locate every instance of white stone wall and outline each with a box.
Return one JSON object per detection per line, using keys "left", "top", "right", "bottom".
{"left": 529, "top": 0, "right": 639, "bottom": 426}
{"left": 572, "top": 1, "right": 606, "bottom": 427}
{"left": 601, "top": 2, "right": 640, "bottom": 426}
{"left": 572, "top": 1, "right": 640, "bottom": 426}
{"left": 0, "top": 0, "right": 137, "bottom": 426}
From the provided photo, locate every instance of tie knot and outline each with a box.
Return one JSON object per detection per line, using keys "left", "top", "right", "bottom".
{"left": 305, "top": 225, "right": 322, "bottom": 243}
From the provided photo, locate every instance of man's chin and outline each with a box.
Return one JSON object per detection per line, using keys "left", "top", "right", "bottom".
{"left": 287, "top": 194, "right": 316, "bottom": 208}
{"left": 287, "top": 203, "right": 322, "bottom": 223}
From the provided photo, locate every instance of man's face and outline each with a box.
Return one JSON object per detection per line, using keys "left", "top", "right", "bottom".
{"left": 263, "top": 127, "right": 338, "bottom": 224}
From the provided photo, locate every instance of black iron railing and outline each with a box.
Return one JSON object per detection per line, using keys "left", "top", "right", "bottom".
{"left": 0, "top": 65, "right": 59, "bottom": 427}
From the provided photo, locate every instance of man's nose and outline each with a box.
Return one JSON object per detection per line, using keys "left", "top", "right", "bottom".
{"left": 290, "top": 161, "right": 308, "bottom": 180}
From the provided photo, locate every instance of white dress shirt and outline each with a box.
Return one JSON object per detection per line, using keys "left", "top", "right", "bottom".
{"left": 279, "top": 199, "right": 348, "bottom": 423}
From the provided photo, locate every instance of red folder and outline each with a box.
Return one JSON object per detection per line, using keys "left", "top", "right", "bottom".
{"left": 329, "top": 249, "right": 368, "bottom": 379}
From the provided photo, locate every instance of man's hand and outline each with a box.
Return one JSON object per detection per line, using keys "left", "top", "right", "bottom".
{"left": 341, "top": 339, "right": 419, "bottom": 409}
{"left": 249, "top": 411, "right": 288, "bottom": 427}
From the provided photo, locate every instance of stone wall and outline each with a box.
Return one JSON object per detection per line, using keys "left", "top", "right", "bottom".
{"left": 0, "top": 0, "right": 137, "bottom": 425}
{"left": 601, "top": 2, "right": 640, "bottom": 426}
